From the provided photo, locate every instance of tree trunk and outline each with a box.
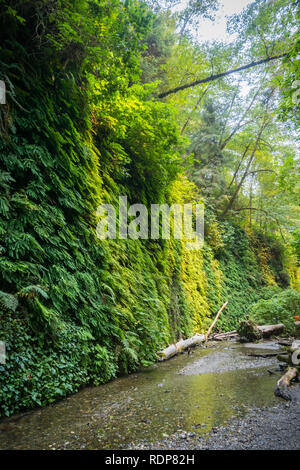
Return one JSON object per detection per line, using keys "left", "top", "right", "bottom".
{"left": 181, "top": 87, "right": 209, "bottom": 134}
{"left": 221, "top": 120, "right": 266, "bottom": 218}
{"left": 227, "top": 145, "right": 250, "bottom": 190}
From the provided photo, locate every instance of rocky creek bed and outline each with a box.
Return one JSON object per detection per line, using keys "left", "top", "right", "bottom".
{"left": 0, "top": 340, "right": 299, "bottom": 450}
{"left": 128, "top": 401, "right": 300, "bottom": 450}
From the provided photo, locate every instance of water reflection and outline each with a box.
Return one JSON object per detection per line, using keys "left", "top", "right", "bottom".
{"left": 0, "top": 342, "right": 281, "bottom": 449}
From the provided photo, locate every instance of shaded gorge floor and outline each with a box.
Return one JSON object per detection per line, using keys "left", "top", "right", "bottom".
{"left": 0, "top": 340, "right": 298, "bottom": 450}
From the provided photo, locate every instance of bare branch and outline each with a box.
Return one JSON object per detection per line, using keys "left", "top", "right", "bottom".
{"left": 158, "top": 53, "right": 288, "bottom": 99}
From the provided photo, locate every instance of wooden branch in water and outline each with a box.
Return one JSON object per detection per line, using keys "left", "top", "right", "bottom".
{"left": 212, "top": 330, "right": 237, "bottom": 340}
{"left": 157, "top": 334, "right": 205, "bottom": 361}
{"left": 157, "top": 321, "right": 291, "bottom": 362}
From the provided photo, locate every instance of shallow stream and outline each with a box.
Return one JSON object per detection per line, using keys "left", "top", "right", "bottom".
{"left": 0, "top": 340, "right": 285, "bottom": 449}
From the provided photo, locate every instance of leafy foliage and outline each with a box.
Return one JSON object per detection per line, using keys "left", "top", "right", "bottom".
{"left": 249, "top": 288, "right": 300, "bottom": 334}
{"left": 0, "top": 0, "right": 299, "bottom": 418}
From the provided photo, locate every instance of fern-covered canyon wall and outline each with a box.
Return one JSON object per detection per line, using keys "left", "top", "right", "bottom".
{"left": 0, "top": 0, "right": 299, "bottom": 417}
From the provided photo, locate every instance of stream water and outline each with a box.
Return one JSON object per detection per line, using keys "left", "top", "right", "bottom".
{"left": 0, "top": 340, "right": 285, "bottom": 449}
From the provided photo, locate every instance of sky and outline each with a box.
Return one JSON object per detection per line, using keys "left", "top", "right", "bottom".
{"left": 173, "top": 0, "right": 254, "bottom": 43}
{"left": 171, "top": 0, "right": 255, "bottom": 97}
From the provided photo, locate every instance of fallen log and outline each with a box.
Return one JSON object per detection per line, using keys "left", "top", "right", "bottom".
{"left": 277, "top": 339, "right": 293, "bottom": 347}
{"left": 257, "top": 324, "right": 284, "bottom": 338}
{"left": 157, "top": 334, "right": 205, "bottom": 361}
{"left": 157, "top": 320, "right": 290, "bottom": 361}
{"left": 212, "top": 330, "right": 237, "bottom": 339}
{"left": 274, "top": 367, "right": 299, "bottom": 400}
{"left": 213, "top": 332, "right": 239, "bottom": 341}
{"left": 290, "top": 340, "right": 300, "bottom": 353}
{"left": 212, "top": 321, "right": 298, "bottom": 341}
{"left": 238, "top": 321, "right": 285, "bottom": 342}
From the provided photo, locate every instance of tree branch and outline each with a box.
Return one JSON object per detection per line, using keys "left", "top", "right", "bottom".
{"left": 233, "top": 207, "right": 286, "bottom": 240}
{"left": 181, "top": 87, "right": 209, "bottom": 134}
{"left": 248, "top": 169, "right": 276, "bottom": 176}
{"left": 227, "top": 144, "right": 250, "bottom": 190}
{"left": 158, "top": 53, "right": 288, "bottom": 99}
{"left": 234, "top": 207, "right": 268, "bottom": 214}
{"left": 221, "top": 119, "right": 267, "bottom": 218}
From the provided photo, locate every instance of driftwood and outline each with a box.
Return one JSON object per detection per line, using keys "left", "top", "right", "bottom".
{"left": 157, "top": 334, "right": 205, "bottom": 361}
{"left": 158, "top": 301, "right": 228, "bottom": 360}
{"left": 205, "top": 301, "right": 229, "bottom": 341}
{"left": 158, "top": 319, "right": 295, "bottom": 362}
{"left": 213, "top": 323, "right": 286, "bottom": 341}
{"left": 238, "top": 321, "right": 285, "bottom": 342}
{"left": 257, "top": 324, "right": 284, "bottom": 338}
{"left": 277, "top": 339, "right": 293, "bottom": 347}
{"left": 290, "top": 340, "right": 300, "bottom": 353}
{"left": 212, "top": 330, "right": 238, "bottom": 341}
{"left": 213, "top": 330, "right": 237, "bottom": 338}
{"left": 213, "top": 333, "right": 239, "bottom": 341}
{"left": 274, "top": 367, "right": 299, "bottom": 400}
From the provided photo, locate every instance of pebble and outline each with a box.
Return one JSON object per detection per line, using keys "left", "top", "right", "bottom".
{"left": 126, "top": 398, "right": 300, "bottom": 450}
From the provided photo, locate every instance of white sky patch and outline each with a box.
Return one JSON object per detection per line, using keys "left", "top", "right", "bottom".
{"left": 173, "top": 0, "right": 254, "bottom": 43}
{"left": 195, "top": 0, "right": 254, "bottom": 43}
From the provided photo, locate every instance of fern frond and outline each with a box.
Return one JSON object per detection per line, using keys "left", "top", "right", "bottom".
{"left": 18, "top": 285, "right": 49, "bottom": 300}
{"left": 0, "top": 290, "right": 18, "bottom": 312}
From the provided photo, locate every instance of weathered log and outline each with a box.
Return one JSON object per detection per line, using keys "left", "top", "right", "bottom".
{"left": 277, "top": 339, "right": 292, "bottom": 347}
{"left": 212, "top": 323, "right": 286, "bottom": 341}
{"left": 290, "top": 340, "right": 300, "bottom": 353}
{"left": 158, "top": 334, "right": 205, "bottom": 361}
{"left": 158, "top": 321, "right": 293, "bottom": 361}
{"left": 205, "top": 301, "right": 229, "bottom": 341}
{"left": 159, "top": 344, "right": 177, "bottom": 360}
{"left": 257, "top": 323, "right": 284, "bottom": 338}
{"left": 274, "top": 367, "right": 299, "bottom": 400}
{"left": 214, "top": 334, "right": 239, "bottom": 341}
{"left": 212, "top": 330, "right": 237, "bottom": 339}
